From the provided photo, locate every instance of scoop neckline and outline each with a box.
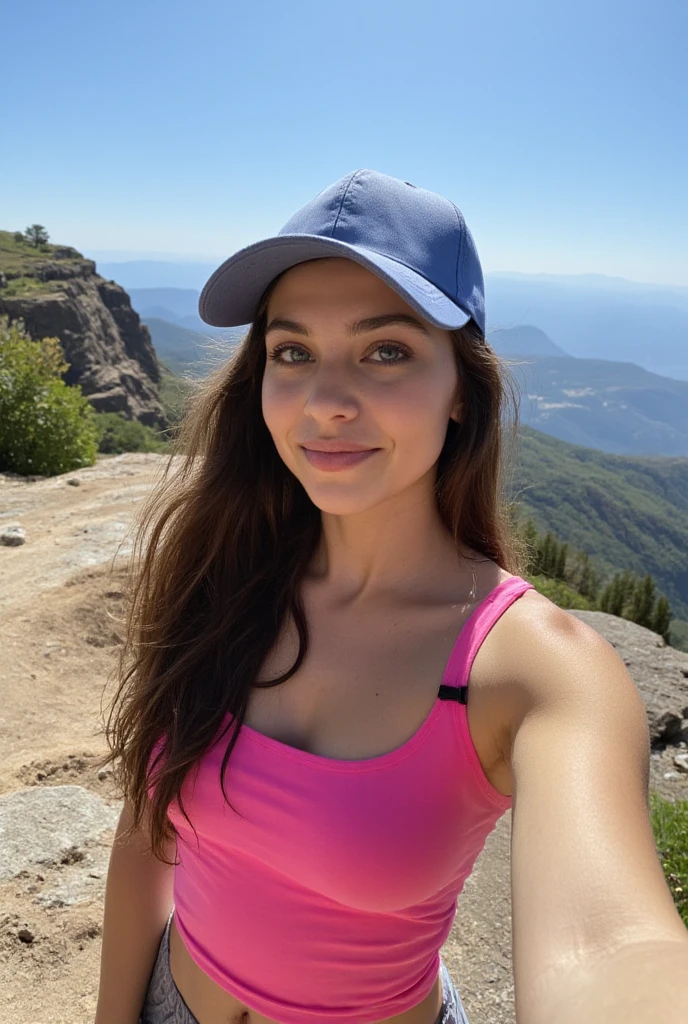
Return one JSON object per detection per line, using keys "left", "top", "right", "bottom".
{"left": 225, "top": 573, "right": 524, "bottom": 771}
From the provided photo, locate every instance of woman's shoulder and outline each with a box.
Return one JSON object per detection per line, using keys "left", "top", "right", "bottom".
{"left": 486, "top": 570, "right": 584, "bottom": 653}
{"left": 478, "top": 574, "right": 612, "bottom": 755}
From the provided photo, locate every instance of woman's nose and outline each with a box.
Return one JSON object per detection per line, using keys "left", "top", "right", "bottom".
{"left": 303, "top": 365, "right": 360, "bottom": 421}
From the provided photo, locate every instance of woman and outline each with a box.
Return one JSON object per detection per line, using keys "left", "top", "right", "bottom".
{"left": 95, "top": 170, "right": 688, "bottom": 1024}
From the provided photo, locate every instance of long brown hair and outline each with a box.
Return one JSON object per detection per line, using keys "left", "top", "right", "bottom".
{"left": 101, "top": 275, "right": 527, "bottom": 859}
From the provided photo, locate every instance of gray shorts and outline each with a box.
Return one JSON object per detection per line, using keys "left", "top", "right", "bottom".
{"left": 141, "top": 911, "right": 470, "bottom": 1024}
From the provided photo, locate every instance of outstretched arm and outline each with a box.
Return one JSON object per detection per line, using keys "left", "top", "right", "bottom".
{"left": 501, "top": 592, "right": 688, "bottom": 1024}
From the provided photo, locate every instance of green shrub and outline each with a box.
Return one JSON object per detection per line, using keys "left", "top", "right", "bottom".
{"left": 0, "top": 315, "right": 100, "bottom": 476}
{"left": 650, "top": 792, "right": 688, "bottom": 927}
{"left": 94, "top": 411, "right": 171, "bottom": 455}
{"left": 527, "top": 574, "right": 596, "bottom": 610}
{"left": 1, "top": 277, "right": 58, "bottom": 298}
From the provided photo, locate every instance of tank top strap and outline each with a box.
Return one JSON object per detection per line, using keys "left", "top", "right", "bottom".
{"left": 437, "top": 575, "right": 535, "bottom": 704}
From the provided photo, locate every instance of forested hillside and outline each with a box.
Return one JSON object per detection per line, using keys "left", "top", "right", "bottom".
{"left": 510, "top": 426, "right": 688, "bottom": 619}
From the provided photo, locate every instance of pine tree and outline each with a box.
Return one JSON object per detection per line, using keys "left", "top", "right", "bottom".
{"left": 578, "top": 554, "right": 592, "bottom": 597}
{"left": 587, "top": 565, "right": 603, "bottom": 602}
{"left": 23, "top": 224, "right": 50, "bottom": 248}
{"left": 598, "top": 578, "right": 612, "bottom": 613}
{"left": 541, "top": 532, "right": 555, "bottom": 577}
{"left": 555, "top": 541, "right": 568, "bottom": 581}
{"left": 630, "top": 577, "right": 655, "bottom": 630}
{"left": 521, "top": 518, "right": 539, "bottom": 574}
{"left": 599, "top": 572, "right": 627, "bottom": 616}
{"left": 651, "top": 596, "right": 672, "bottom": 643}
{"left": 618, "top": 570, "right": 638, "bottom": 618}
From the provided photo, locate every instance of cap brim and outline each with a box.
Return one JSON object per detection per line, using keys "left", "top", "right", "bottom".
{"left": 198, "top": 235, "right": 471, "bottom": 330}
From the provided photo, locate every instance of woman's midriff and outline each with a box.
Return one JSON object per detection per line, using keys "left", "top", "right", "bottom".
{"left": 168, "top": 913, "right": 444, "bottom": 1024}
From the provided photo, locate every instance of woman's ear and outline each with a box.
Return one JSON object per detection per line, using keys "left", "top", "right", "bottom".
{"left": 449, "top": 400, "right": 463, "bottom": 424}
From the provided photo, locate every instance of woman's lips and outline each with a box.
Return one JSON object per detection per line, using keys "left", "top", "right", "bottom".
{"left": 300, "top": 447, "right": 380, "bottom": 472}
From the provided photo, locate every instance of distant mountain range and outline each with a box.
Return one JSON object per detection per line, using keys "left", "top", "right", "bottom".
{"left": 488, "top": 328, "right": 688, "bottom": 457}
{"left": 486, "top": 272, "right": 688, "bottom": 382}
{"left": 126, "top": 288, "right": 224, "bottom": 337}
{"left": 487, "top": 324, "right": 570, "bottom": 357}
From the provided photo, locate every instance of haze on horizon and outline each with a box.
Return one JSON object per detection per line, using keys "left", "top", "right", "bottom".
{"left": 3, "top": 0, "right": 686, "bottom": 289}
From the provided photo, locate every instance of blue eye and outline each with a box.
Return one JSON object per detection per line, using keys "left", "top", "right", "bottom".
{"left": 368, "top": 343, "right": 410, "bottom": 364}
{"left": 268, "top": 342, "right": 409, "bottom": 366}
{"left": 269, "top": 344, "right": 311, "bottom": 364}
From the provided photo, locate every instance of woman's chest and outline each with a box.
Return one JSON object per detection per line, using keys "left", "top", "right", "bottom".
{"left": 243, "top": 600, "right": 507, "bottom": 769}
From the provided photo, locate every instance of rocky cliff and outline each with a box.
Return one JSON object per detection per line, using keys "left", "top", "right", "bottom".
{"left": 0, "top": 232, "right": 166, "bottom": 428}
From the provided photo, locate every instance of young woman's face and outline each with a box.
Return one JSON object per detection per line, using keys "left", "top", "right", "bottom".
{"left": 262, "top": 258, "right": 461, "bottom": 516}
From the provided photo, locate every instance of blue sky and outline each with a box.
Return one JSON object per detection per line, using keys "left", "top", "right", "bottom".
{"left": 3, "top": 0, "right": 686, "bottom": 286}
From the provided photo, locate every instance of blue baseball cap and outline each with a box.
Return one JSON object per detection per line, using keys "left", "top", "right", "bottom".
{"left": 199, "top": 169, "right": 486, "bottom": 335}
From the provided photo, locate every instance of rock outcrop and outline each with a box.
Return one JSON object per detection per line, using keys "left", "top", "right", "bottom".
{"left": 0, "top": 235, "right": 166, "bottom": 428}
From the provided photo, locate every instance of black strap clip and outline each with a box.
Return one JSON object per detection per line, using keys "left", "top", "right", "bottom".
{"left": 438, "top": 684, "right": 468, "bottom": 705}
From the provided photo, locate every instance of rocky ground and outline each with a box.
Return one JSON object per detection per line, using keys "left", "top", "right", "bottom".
{"left": 1, "top": 452, "right": 687, "bottom": 1024}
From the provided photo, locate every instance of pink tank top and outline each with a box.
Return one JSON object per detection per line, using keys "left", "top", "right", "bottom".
{"left": 154, "top": 575, "right": 534, "bottom": 1023}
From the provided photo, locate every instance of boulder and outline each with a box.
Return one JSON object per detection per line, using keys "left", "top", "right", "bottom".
{"left": 0, "top": 785, "right": 121, "bottom": 882}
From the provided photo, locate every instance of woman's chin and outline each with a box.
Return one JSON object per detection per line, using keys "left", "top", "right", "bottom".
{"left": 300, "top": 483, "right": 388, "bottom": 517}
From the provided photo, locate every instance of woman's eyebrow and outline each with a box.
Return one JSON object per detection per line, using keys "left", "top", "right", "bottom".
{"left": 265, "top": 314, "right": 432, "bottom": 337}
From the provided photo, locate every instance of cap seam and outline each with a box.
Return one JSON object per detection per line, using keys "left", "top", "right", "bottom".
{"left": 330, "top": 170, "right": 362, "bottom": 238}
{"left": 451, "top": 202, "right": 465, "bottom": 299}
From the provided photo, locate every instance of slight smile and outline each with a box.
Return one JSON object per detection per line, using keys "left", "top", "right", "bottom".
{"left": 299, "top": 442, "right": 382, "bottom": 472}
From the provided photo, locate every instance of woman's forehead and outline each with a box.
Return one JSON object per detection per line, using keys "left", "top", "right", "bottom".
{"left": 267, "top": 258, "right": 425, "bottom": 324}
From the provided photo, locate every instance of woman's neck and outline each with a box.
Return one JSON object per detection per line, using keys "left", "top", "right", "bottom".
{"left": 309, "top": 473, "right": 466, "bottom": 603}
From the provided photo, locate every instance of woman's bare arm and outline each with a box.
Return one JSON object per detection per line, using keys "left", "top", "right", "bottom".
{"left": 95, "top": 799, "right": 176, "bottom": 1024}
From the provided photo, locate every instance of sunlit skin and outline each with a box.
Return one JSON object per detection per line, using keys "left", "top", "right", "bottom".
{"left": 262, "top": 257, "right": 467, "bottom": 595}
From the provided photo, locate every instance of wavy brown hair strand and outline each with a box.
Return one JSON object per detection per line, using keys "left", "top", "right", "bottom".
{"left": 437, "top": 319, "right": 525, "bottom": 571}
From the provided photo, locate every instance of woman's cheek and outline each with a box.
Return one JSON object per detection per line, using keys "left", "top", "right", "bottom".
{"left": 262, "top": 377, "right": 298, "bottom": 437}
